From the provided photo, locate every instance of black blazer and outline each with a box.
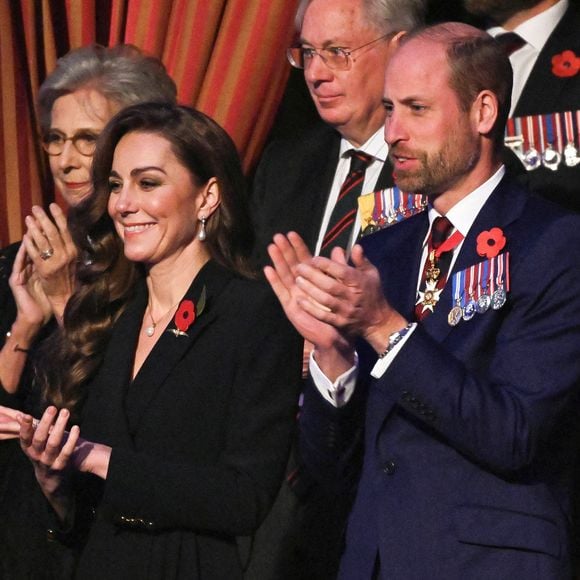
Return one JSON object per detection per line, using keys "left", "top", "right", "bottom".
{"left": 73, "top": 261, "right": 303, "bottom": 579}
{"left": 251, "top": 123, "right": 394, "bottom": 267}
{"left": 513, "top": 3, "right": 580, "bottom": 117}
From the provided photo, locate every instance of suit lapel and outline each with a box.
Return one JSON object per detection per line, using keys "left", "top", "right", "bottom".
{"left": 294, "top": 129, "right": 341, "bottom": 250}
{"left": 375, "top": 156, "right": 395, "bottom": 190}
{"left": 81, "top": 282, "right": 145, "bottom": 447}
{"left": 125, "top": 261, "right": 234, "bottom": 434}
{"left": 362, "top": 210, "right": 429, "bottom": 321}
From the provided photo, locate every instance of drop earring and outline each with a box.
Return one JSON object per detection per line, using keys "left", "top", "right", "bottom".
{"left": 198, "top": 216, "right": 207, "bottom": 241}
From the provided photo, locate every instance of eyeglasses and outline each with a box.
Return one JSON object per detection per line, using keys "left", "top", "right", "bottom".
{"left": 41, "top": 130, "right": 100, "bottom": 156}
{"left": 287, "top": 33, "right": 392, "bottom": 71}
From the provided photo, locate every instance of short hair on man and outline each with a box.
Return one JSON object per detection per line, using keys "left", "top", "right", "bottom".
{"left": 294, "top": 0, "right": 427, "bottom": 36}
{"left": 402, "top": 22, "right": 512, "bottom": 151}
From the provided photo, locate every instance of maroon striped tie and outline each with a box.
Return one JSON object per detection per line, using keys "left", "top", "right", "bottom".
{"left": 320, "top": 150, "right": 373, "bottom": 257}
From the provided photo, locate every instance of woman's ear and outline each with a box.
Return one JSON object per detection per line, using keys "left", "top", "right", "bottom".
{"left": 197, "top": 177, "right": 221, "bottom": 221}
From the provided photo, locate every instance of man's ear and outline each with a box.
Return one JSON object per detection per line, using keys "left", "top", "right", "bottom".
{"left": 197, "top": 177, "right": 221, "bottom": 220}
{"left": 472, "top": 89, "right": 499, "bottom": 136}
{"left": 389, "top": 30, "right": 406, "bottom": 52}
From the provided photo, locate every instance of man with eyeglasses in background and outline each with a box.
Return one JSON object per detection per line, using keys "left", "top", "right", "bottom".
{"left": 251, "top": 0, "right": 427, "bottom": 269}
{"left": 246, "top": 1, "right": 426, "bottom": 579}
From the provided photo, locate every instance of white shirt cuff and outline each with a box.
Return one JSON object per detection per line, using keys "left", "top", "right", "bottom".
{"left": 309, "top": 351, "right": 359, "bottom": 407}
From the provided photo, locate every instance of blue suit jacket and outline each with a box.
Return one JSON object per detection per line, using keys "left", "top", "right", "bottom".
{"left": 300, "top": 177, "right": 580, "bottom": 579}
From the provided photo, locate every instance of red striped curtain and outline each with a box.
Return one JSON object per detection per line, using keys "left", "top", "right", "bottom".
{"left": 0, "top": 0, "right": 299, "bottom": 246}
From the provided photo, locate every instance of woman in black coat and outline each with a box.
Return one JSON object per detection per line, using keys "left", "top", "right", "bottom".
{"left": 17, "top": 103, "right": 302, "bottom": 578}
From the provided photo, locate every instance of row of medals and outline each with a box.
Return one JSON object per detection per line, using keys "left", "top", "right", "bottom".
{"left": 448, "top": 285, "right": 507, "bottom": 327}
{"left": 505, "top": 138, "right": 579, "bottom": 171}
{"left": 419, "top": 251, "right": 507, "bottom": 325}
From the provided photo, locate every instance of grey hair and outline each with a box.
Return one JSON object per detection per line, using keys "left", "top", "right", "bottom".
{"left": 294, "top": 0, "right": 427, "bottom": 36}
{"left": 37, "top": 44, "right": 177, "bottom": 133}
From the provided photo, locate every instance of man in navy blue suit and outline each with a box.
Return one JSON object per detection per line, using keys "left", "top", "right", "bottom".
{"left": 266, "top": 22, "right": 580, "bottom": 579}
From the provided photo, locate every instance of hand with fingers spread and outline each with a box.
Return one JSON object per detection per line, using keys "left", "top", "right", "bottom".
{"left": 295, "top": 244, "right": 409, "bottom": 354}
{"left": 264, "top": 232, "right": 355, "bottom": 380}
{"left": 22, "top": 203, "right": 78, "bottom": 323}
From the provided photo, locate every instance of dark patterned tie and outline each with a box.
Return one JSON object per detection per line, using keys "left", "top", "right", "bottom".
{"left": 495, "top": 32, "right": 526, "bottom": 56}
{"left": 415, "top": 216, "right": 454, "bottom": 321}
{"left": 320, "top": 150, "right": 373, "bottom": 257}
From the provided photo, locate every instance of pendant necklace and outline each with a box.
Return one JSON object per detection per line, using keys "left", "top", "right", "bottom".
{"left": 145, "top": 298, "right": 181, "bottom": 337}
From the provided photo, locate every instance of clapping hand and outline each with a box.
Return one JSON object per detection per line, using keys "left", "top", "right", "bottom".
{"left": 9, "top": 242, "right": 52, "bottom": 329}
{"left": 22, "top": 203, "right": 77, "bottom": 322}
{"left": 264, "top": 232, "right": 356, "bottom": 381}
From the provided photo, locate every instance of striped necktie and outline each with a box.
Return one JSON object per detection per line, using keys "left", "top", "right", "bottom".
{"left": 320, "top": 150, "right": 373, "bottom": 257}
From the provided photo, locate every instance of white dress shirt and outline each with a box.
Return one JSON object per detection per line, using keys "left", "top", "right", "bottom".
{"left": 311, "top": 166, "right": 506, "bottom": 406}
{"left": 314, "top": 129, "right": 388, "bottom": 256}
{"left": 487, "top": 0, "right": 568, "bottom": 116}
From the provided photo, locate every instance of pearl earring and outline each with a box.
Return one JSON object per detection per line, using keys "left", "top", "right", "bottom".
{"left": 198, "top": 216, "right": 207, "bottom": 241}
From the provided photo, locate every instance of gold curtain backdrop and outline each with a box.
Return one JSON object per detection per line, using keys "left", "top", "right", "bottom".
{"left": 0, "top": 0, "right": 299, "bottom": 246}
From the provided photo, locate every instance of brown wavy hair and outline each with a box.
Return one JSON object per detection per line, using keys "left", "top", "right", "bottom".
{"left": 38, "top": 103, "right": 254, "bottom": 412}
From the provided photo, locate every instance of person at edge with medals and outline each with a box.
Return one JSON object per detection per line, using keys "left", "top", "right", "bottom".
{"left": 0, "top": 45, "right": 177, "bottom": 579}
{"left": 266, "top": 22, "right": 580, "bottom": 578}
{"left": 12, "top": 102, "right": 302, "bottom": 579}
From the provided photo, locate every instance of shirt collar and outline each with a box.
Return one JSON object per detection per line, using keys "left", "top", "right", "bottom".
{"left": 488, "top": 0, "right": 568, "bottom": 52}
{"left": 339, "top": 128, "right": 388, "bottom": 162}
{"left": 426, "top": 165, "right": 506, "bottom": 240}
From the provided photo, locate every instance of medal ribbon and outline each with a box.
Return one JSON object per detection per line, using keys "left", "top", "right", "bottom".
{"left": 554, "top": 113, "right": 564, "bottom": 153}
{"left": 466, "top": 264, "right": 476, "bottom": 305}
{"left": 372, "top": 189, "right": 383, "bottom": 223}
{"left": 432, "top": 229, "right": 464, "bottom": 258}
{"left": 538, "top": 115, "right": 546, "bottom": 152}
{"left": 564, "top": 111, "right": 575, "bottom": 144}
{"left": 452, "top": 269, "right": 462, "bottom": 306}
{"left": 481, "top": 258, "right": 490, "bottom": 297}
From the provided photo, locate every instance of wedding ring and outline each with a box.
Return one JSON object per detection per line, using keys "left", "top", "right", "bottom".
{"left": 40, "top": 247, "right": 54, "bottom": 261}
{"left": 31, "top": 418, "right": 39, "bottom": 430}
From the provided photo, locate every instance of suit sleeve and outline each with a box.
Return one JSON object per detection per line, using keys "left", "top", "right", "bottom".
{"left": 376, "top": 213, "right": 580, "bottom": 474}
{"left": 98, "top": 286, "right": 303, "bottom": 536}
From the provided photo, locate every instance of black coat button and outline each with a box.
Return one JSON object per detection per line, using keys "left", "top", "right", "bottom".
{"left": 382, "top": 460, "right": 396, "bottom": 475}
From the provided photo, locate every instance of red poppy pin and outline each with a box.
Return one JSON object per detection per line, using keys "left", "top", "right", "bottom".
{"left": 167, "top": 286, "right": 207, "bottom": 338}
{"left": 476, "top": 227, "right": 506, "bottom": 259}
{"left": 551, "top": 50, "right": 580, "bottom": 78}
